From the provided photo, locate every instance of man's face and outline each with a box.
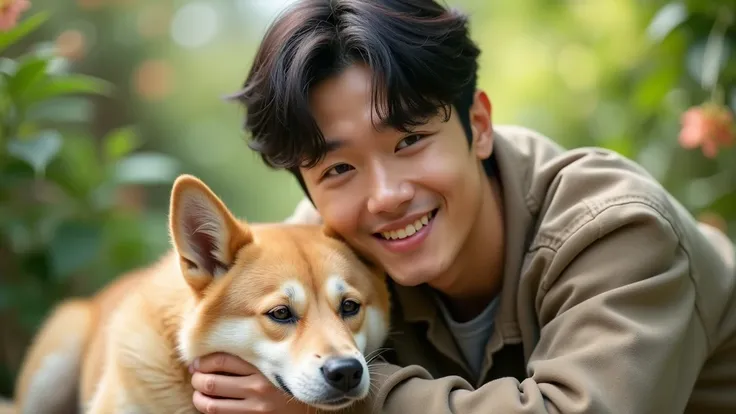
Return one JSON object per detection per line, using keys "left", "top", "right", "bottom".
{"left": 300, "top": 64, "right": 494, "bottom": 288}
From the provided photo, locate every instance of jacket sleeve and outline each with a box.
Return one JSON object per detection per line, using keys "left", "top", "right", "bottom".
{"left": 357, "top": 202, "right": 710, "bottom": 414}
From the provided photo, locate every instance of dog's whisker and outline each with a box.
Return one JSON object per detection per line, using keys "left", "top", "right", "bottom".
{"left": 365, "top": 347, "right": 390, "bottom": 358}
{"left": 368, "top": 379, "right": 382, "bottom": 398}
{"left": 366, "top": 350, "right": 391, "bottom": 364}
{"left": 367, "top": 356, "right": 389, "bottom": 365}
{"left": 365, "top": 347, "right": 391, "bottom": 358}
{"left": 367, "top": 361, "right": 393, "bottom": 370}
{"left": 368, "top": 367, "right": 390, "bottom": 374}
{"left": 384, "top": 330, "right": 404, "bottom": 338}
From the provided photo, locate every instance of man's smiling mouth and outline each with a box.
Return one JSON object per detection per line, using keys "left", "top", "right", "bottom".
{"left": 374, "top": 209, "right": 438, "bottom": 241}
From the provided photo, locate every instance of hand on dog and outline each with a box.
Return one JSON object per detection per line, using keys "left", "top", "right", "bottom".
{"left": 190, "top": 353, "right": 311, "bottom": 414}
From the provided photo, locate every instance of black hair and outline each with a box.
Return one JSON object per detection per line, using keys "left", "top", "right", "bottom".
{"left": 230, "top": 0, "right": 482, "bottom": 177}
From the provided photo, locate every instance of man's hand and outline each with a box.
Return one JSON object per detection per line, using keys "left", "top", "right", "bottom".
{"left": 190, "top": 353, "right": 311, "bottom": 414}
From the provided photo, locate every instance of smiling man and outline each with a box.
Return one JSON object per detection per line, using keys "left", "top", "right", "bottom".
{"left": 188, "top": 0, "right": 736, "bottom": 413}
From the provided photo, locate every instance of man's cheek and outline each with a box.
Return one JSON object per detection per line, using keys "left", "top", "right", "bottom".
{"left": 325, "top": 204, "right": 363, "bottom": 235}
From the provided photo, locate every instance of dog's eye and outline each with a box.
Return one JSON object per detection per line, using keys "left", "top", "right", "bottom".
{"left": 340, "top": 299, "right": 361, "bottom": 317}
{"left": 267, "top": 306, "right": 295, "bottom": 323}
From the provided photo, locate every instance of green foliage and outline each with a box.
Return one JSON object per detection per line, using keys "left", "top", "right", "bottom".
{"left": 0, "top": 11, "right": 181, "bottom": 396}
{"left": 627, "top": 1, "right": 736, "bottom": 221}
{"left": 473, "top": 0, "right": 736, "bottom": 235}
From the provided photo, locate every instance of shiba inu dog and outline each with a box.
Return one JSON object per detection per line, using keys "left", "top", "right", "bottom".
{"left": 12, "top": 174, "right": 391, "bottom": 413}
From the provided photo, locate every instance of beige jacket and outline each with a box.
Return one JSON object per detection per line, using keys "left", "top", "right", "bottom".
{"left": 286, "top": 125, "right": 736, "bottom": 414}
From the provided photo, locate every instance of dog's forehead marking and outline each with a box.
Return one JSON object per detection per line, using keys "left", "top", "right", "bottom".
{"left": 325, "top": 275, "right": 346, "bottom": 302}
{"left": 281, "top": 280, "right": 307, "bottom": 309}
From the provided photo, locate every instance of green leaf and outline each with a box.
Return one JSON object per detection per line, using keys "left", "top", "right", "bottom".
{"left": 1, "top": 218, "right": 32, "bottom": 253}
{"left": 0, "top": 11, "right": 51, "bottom": 55}
{"left": 114, "top": 152, "right": 180, "bottom": 185}
{"left": 28, "top": 41, "right": 58, "bottom": 61}
{"left": 48, "top": 133, "right": 105, "bottom": 198}
{"left": 646, "top": 3, "right": 688, "bottom": 43}
{"left": 104, "top": 126, "right": 142, "bottom": 162}
{"left": 633, "top": 65, "right": 679, "bottom": 113}
{"left": 21, "top": 74, "right": 113, "bottom": 105}
{"left": 7, "top": 56, "right": 48, "bottom": 99}
{"left": 683, "top": 0, "right": 736, "bottom": 18}
{"left": 0, "top": 58, "right": 17, "bottom": 76}
{"left": 700, "top": 14, "right": 730, "bottom": 90}
{"left": 49, "top": 221, "right": 102, "bottom": 280}
{"left": 25, "top": 97, "right": 94, "bottom": 123}
{"left": 6, "top": 130, "right": 62, "bottom": 176}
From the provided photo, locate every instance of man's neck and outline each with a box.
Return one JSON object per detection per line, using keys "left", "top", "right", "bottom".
{"left": 431, "top": 173, "right": 506, "bottom": 323}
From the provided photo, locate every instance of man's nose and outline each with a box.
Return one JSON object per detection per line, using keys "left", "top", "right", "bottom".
{"left": 366, "top": 167, "right": 414, "bottom": 215}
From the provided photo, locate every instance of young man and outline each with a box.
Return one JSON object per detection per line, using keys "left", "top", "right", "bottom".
{"left": 189, "top": 0, "right": 736, "bottom": 413}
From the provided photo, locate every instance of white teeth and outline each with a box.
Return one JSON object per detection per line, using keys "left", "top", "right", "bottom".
{"left": 379, "top": 211, "right": 434, "bottom": 241}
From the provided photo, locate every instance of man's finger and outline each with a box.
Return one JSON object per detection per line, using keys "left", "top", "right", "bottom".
{"left": 193, "top": 391, "right": 276, "bottom": 414}
{"left": 193, "top": 353, "right": 258, "bottom": 376}
{"left": 192, "top": 372, "right": 253, "bottom": 399}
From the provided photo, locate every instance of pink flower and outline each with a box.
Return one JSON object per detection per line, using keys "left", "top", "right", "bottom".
{"left": 679, "top": 103, "right": 735, "bottom": 158}
{"left": 0, "top": 0, "right": 30, "bottom": 31}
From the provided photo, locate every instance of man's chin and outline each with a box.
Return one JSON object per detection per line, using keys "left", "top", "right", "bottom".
{"left": 383, "top": 263, "right": 439, "bottom": 287}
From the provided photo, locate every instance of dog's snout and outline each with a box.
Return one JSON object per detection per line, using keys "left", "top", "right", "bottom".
{"left": 320, "top": 357, "right": 363, "bottom": 392}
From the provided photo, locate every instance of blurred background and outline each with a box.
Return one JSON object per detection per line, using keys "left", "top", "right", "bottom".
{"left": 0, "top": 0, "right": 734, "bottom": 399}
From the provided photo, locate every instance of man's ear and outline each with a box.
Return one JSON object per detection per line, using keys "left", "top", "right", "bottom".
{"left": 169, "top": 174, "right": 252, "bottom": 293}
{"left": 470, "top": 89, "right": 494, "bottom": 160}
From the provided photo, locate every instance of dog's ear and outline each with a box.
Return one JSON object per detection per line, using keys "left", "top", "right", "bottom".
{"left": 169, "top": 174, "right": 252, "bottom": 293}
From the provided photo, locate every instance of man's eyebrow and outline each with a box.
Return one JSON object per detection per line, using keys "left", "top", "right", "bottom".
{"left": 322, "top": 117, "right": 428, "bottom": 154}
{"left": 324, "top": 139, "right": 347, "bottom": 154}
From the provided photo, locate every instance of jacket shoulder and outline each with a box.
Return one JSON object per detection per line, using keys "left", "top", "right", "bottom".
{"left": 521, "top": 143, "right": 679, "bottom": 251}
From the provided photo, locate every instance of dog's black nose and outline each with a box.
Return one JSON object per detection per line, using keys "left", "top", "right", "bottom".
{"left": 321, "top": 357, "right": 363, "bottom": 392}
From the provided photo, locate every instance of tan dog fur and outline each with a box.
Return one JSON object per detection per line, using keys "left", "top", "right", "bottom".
{"left": 11, "top": 175, "right": 391, "bottom": 413}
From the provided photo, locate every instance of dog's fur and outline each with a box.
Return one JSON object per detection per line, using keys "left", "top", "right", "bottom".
{"left": 11, "top": 175, "right": 391, "bottom": 413}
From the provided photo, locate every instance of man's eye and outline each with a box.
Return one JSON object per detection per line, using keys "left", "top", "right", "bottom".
{"left": 396, "top": 134, "right": 425, "bottom": 151}
{"left": 325, "top": 163, "right": 354, "bottom": 177}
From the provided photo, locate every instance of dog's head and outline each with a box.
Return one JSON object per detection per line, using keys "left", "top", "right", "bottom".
{"left": 170, "top": 175, "right": 390, "bottom": 411}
